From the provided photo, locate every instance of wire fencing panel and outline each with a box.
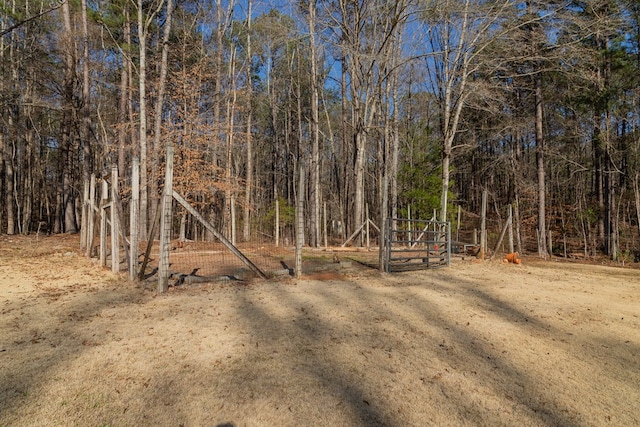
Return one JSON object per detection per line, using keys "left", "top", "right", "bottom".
{"left": 137, "top": 195, "right": 290, "bottom": 286}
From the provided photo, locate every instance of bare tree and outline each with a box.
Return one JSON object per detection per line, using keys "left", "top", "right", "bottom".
{"left": 150, "top": 0, "right": 174, "bottom": 236}
{"left": 117, "top": 6, "right": 130, "bottom": 175}
{"left": 331, "top": 0, "right": 407, "bottom": 243}
{"left": 136, "top": 0, "right": 166, "bottom": 239}
{"left": 534, "top": 70, "right": 548, "bottom": 257}
{"left": 224, "top": 44, "right": 238, "bottom": 241}
{"left": 59, "top": 0, "right": 78, "bottom": 233}
{"left": 1, "top": 0, "right": 16, "bottom": 234}
{"left": 243, "top": 0, "right": 254, "bottom": 242}
{"left": 81, "top": 0, "right": 92, "bottom": 185}
{"left": 308, "top": 0, "right": 321, "bottom": 247}
{"left": 422, "top": 0, "right": 519, "bottom": 223}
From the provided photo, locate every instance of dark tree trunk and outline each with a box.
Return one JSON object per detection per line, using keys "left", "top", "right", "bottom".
{"left": 535, "top": 73, "right": 548, "bottom": 257}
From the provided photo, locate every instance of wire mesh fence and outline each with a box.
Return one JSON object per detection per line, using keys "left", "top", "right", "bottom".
{"left": 137, "top": 238, "right": 292, "bottom": 284}
{"left": 80, "top": 165, "right": 295, "bottom": 288}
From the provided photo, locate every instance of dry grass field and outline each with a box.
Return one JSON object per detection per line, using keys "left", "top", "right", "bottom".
{"left": 1, "top": 234, "right": 639, "bottom": 426}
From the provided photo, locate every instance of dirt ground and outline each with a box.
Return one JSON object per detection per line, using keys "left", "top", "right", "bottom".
{"left": 1, "top": 234, "right": 639, "bottom": 427}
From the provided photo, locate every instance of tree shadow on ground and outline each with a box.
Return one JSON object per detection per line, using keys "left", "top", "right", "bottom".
{"left": 3, "top": 253, "right": 638, "bottom": 426}
{"left": 204, "top": 274, "right": 584, "bottom": 426}
{"left": 0, "top": 277, "right": 150, "bottom": 422}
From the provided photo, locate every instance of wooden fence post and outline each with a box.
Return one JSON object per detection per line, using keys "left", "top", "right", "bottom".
{"left": 231, "top": 194, "right": 236, "bottom": 245}
{"left": 85, "top": 174, "right": 96, "bottom": 257}
{"left": 323, "top": 201, "right": 327, "bottom": 249}
{"left": 365, "top": 203, "right": 370, "bottom": 249}
{"left": 379, "top": 174, "right": 388, "bottom": 272}
{"left": 295, "top": 164, "right": 304, "bottom": 279}
{"left": 100, "top": 179, "right": 108, "bottom": 267}
{"left": 130, "top": 158, "right": 139, "bottom": 281}
{"left": 480, "top": 190, "right": 487, "bottom": 260}
{"left": 456, "top": 205, "right": 461, "bottom": 243}
{"left": 407, "top": 204, "right": 412, "bottom": 245}
{"left": 275, "top": 197, "right": 280, "bottom": 247}
{"left": 81, "top": 179, "right": 89, "bottom": 249}
{"left": 508, "top": 204, "right": 514, "bottom": 254}
{"left": 158, "top": 144, "right": 174, "bottom": 293}
{"left": 111, "top": 166, "right": 120, "bottom": 273}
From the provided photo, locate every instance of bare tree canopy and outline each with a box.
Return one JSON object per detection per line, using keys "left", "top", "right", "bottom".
{"left": 1, "top": 0, "right": 639, "bottom": 259}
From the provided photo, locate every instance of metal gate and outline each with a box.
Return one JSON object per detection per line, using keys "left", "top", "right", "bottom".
{"left": 384, "top": 218, "right": 450, "bottom": 272}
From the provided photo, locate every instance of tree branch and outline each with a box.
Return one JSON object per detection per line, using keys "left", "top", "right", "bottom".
{"left": 0, "top": 0, "right": 66, "bottom": 38}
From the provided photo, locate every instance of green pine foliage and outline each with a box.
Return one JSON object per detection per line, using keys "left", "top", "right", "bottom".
{"left": 398, "top": 122, "right": 454, "bottom": 221}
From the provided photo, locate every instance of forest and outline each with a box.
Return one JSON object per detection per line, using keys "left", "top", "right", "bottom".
{"left": 2, "top": 0, "right": 640, "bottom": 260}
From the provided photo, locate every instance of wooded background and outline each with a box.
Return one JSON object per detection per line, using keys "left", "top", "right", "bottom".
{"left": 2, "top": 0, "right": 640, "bottom": 259}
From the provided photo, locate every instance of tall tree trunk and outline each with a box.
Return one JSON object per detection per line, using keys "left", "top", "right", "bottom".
{"left": 150, "top": 0, "right": 174, "bottom": 235}
{"left": 118, "top": 62, "right": 128, "bottom": 174}
{"left": 341, "top": 52, "right": 349, "bottom": 238}
{"left": 126, "top": 7, "right": 136, "bottom": 162}
{"left": 354, "top": 120, "right": 365, "bottom": 245}
{"left": 4, "top": 137, "right": 15, "bottom": 235}
{"left": 295, "top": 45, "right": 304, "bottom": 221}
{"left": 243, "top": 0, "right": 253, "bottom": 242}
{"left": 535, "top": 73, "right": 548, "bottom": 257}
{"left": 137, "top": 0, "right": 149, "bottom": 240}
{"left": 634, "top": 173, "right": 640, "bottom": 237}
{"left": 593, "top": 30, "right": 612, "bottom": 254}
{"left": 308, "top": 0, "right": 320, "bottom": 247}
{"left": 269, "top": 51, "right": 279, "bottom": 206}
{"left": 435, "top": 16, "right": 470, "bottom": 224}
{"left": 22, "top": 78, "right": 34, "bottom": 233}
{"left": 81, "top": 0, "right": 91, "bottom": 185}
{"left": 117, "top": 10, "right": 130, "bottom": 175}
{"left": 224, "top": 45, "right": 237, "bottom": 240}
{"left": 511, "top": 126, "right": 523, "bottom": 254}
{"left": 390, "top": 70, "right": 400, "bottom": 223}
{"left": 379, "top": 94, "right": 387, "bottom": 224}
{"left": 0, "top": 137, "right": 5, "bottom": 233}
{"left": 136, "top": 0, "right": 167, "bottom": 240}
{"left": 603, "top": 39, "right": 614, "bottom": 257}
{"left": 61, "top": 0, "right": 77, "bottom": 233}
{"left": 321, "top": 83, "right": 340, "bottom": 242}
{"left": 206, "top": 0, "right": 233, "bottom": 240}
{"left": 0, "top": 0, "right": 5, "bottom": 232}
{"left": 3, "top": 0, "right": 17, "bottom": 234}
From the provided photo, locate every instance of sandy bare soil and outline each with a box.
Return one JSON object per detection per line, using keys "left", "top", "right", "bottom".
{"left": 1, "top": 234, "right": 639, "bottom": 427}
